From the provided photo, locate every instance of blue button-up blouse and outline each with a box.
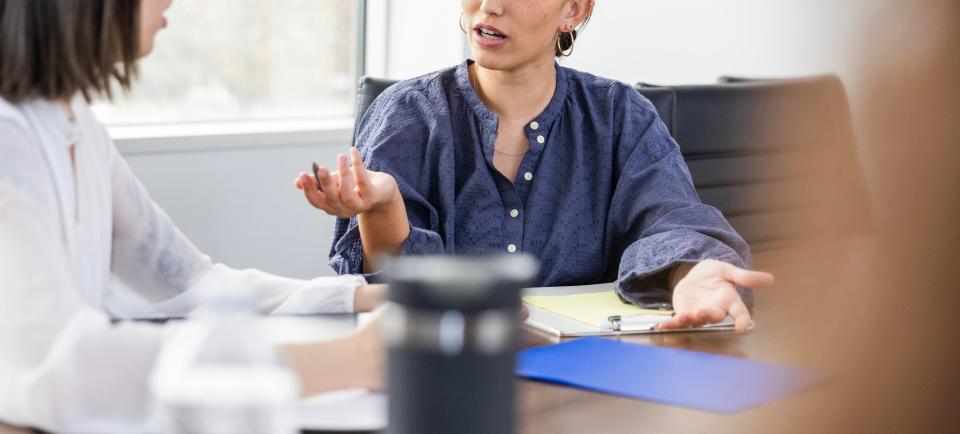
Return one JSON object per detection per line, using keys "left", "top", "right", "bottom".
{"left": 330, "top": 61, "right": 752, "bottom": 306}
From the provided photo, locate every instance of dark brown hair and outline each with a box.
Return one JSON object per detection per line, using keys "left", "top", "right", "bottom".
{"left": 0, "top": 0, "right": 141, "bottom": 103}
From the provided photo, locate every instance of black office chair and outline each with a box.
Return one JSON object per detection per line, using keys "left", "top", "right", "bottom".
{"left": 352, "top": 77, "right": 401, "bottom": 147}
{"left": 351, "top": 75, "right": 871, "bottom": 253}
{"left": 636, "top": 76, "right": 871, "bottom": 251}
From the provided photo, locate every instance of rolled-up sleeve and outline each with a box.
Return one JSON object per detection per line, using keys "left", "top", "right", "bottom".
{"left": 610, "top": 94, "right": 752, "bottom": 307}
{"left": 329, "top": 85, "right": 447, "bottom": 274}
{"left": 330, "top": 220, "right": 444, "bottom": 276}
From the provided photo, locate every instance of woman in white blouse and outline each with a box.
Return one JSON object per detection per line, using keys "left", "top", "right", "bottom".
{"left": 0, "top": 0, "right": 385, "bottom": 431}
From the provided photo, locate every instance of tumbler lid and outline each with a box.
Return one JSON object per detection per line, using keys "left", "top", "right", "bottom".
{"left": 384, "top": 255, "right": 539, "bottom": 311}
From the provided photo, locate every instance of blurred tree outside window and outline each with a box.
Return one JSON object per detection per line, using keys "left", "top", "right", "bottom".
{"left": 94, "top": 0, "right": 361, "bottom": 125}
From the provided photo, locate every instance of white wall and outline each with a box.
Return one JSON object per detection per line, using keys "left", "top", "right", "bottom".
{"left": 367, "top": 0, "right": 466, "bottom": 79}
{"left": 381, "top": 0, "right": 866, "bottom": 85}
{"left": 120, "top": 1, "right": 874, "bottom": 281}
{"left": 123, "top": 142, "right": 347, "bottom": 279}
{"left": 565, "top": 0, "right": 864, "bottom": 86}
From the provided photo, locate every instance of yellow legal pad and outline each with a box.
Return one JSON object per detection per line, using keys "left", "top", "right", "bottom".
{"left": 522, "top": 291, "right": 672, "bottom": 326}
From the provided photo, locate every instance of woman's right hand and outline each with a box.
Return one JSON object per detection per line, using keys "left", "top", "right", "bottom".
{"left": 284, "top": 308, "right": 386, "bottom": 395}
{"left": 295, "top": 147, "right": 399, "bottom": 218}
{"left": 354, "top": 284, "right": 388, "bottom": 313}
{"left": 347, "top": 312, "right": 386, "bottom": 391}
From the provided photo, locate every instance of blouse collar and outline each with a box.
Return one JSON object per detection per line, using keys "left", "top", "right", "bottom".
{"left": 24, "top": 96, "right": 80, "bottom": 149}
{"left": 455, "top": 60, "right": 569, "bottom": 157}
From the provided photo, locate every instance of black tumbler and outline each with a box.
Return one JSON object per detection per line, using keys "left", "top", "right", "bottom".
{"left": 383, "top": 255, "right": 538, "bottom": 434}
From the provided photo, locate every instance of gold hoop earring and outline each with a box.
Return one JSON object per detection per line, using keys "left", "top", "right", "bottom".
{"left": 459, "top": 12, "right": 467, "bottom": 34}
{"left": 557, "top": 31, "right": 575, "bottom": 57}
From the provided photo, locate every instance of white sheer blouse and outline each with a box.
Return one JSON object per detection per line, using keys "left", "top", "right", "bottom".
{"left": 0, "top": 96, "right": 364, "bottom": 433}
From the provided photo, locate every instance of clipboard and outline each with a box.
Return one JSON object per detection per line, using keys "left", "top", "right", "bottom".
{"left": 522, "top": 283, "right": 750, "bottom": 337}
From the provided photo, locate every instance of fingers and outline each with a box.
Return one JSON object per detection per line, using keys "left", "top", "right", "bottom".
{"left": 659, "top": 306, "right": 726, "bottom": 330}
{"left": 659, "top": 311, "right": 703, "bottom": 330}
{"left": 696, "top": 306, "right": 727, "bottom": 324}
{"left": 296, "top": 172, "right": 315, "bottom": 190}
{"left": 317, "top": 165, "right": 343, "bottom": 210}
{"left": 299, "top": 150, "right": 373, "bottom": 217}
{"left": 728, "top": 299, "right": 753, "bottom": 333}
{"left": 337, "top": 153, "right": 364, "bottom": 209}
{"left": 722, "top": 264, "right": 775, "bottom": 289}
{"left": 298, "top": 173, "right": 331, "bottom": 210}
{"left": 309, "top": 165, "right": 352, "bottom": 217}
{"left": 350, "top": 147, "right": 371, "bottom": 193}
{"left": 657, "top": 313, "right": 691, "bottom": 330}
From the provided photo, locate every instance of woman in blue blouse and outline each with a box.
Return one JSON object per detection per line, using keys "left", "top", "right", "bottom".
{"left": 296, "top": 0, "right": 774, "bottom": 331}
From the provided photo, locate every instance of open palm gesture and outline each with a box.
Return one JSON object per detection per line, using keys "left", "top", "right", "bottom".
{"left": 659, "top": 259, "right": 775, "bottom": 333}
{"left": 295, "top": 147, "right": 398, "bottom": 218}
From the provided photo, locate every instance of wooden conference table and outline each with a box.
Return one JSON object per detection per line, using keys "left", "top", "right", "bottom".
{"left": 1, "top": 249, "right": 852, "bottom": 434}
{"left": 516, "top": 244, "right": 868, "bottom": 434}
{"left": 519, "top": 275, "right": 813, "bottom": 433}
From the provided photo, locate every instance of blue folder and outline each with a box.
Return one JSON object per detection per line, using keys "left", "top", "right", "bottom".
{"left": 516, "top": 338, "right": 826, "bottom": 413}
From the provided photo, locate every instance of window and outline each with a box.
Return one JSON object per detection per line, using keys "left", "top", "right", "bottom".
{"left": 94, "top": 0, "right": 364, "bottom": 126}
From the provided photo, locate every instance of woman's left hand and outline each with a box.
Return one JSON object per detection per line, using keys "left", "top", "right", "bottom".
{"left": 657, "top": 259, "right": 775, "bottom": 333}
